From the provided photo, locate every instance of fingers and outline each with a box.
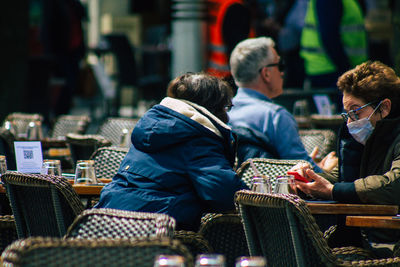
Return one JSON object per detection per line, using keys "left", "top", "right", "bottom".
{"left": 309, "top": 146, "right": 319, "bottom": 160}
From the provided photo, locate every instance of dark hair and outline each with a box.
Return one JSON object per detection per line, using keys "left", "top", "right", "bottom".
{"left": 166, "top": 72, "right": 233, "bottom": 120}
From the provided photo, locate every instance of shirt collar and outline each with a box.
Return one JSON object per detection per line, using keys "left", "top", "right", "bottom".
{"left": 237, "top": 88, "right": 272, "bottom": 102}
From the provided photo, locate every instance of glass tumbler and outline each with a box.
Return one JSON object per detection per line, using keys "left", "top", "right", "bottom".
{"left": 74, "top": 160, "right": 98, "bottom": 184}
{"left": 154, "top": 255, "right": 185, "bottom": 267}
{"left": 41, "top": 159, "right": 62, "bottom": 176}
{"left": 251, "top": 176, "right": 272, "bottom": 194}
{"left": 274, "top": 175, "right": 296, "bottom": 194}
{"left": 195, "top": 254, "right": 225, "bottom": 267}
{"left": 235, "top": 256, "right": 267, "bottom": 267}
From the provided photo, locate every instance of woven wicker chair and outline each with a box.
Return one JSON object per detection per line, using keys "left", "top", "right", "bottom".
{"left": 235, "top": 190, "right": 400, "bottom": 266}
{"left": 65, "top": 133, "right": 112, "bottom": 168}
{"left": 1, "top": 236, "right": 194, "bottom": 267}
{"left": 89, "top": 146, "right": 128, "bottom": 179}
{"left": 65, "top": 208, "right": 176, "bottom": 239}
{"left": 2, "top": 172, "right": 84, "bottom": 238}
{"left": 97, "top": 117, "right": 139, "bottom": 147}
{"left": 198, "top": 213, "right": 249, "bottom": 267}
{"left": 173, "top": 230, "right": 213, "bottom": 258}
{"left": 299, "top": 129, "right": 337, "bottom": 159}
{"left": 0, "top": 215, "right": 17, "bottom": 253}
{"left": 50, "top": 115, "right": 91, "bottom": 139}
{"left": 2, "top": 112, "right": 43, "bottom": 137}
{"left": 236, "top": 158, "right": 310, "bottom": 189}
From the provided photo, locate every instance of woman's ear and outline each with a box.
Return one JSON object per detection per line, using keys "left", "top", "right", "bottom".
{"left": 380, "top": 98, "right": 391, "bottom": 118}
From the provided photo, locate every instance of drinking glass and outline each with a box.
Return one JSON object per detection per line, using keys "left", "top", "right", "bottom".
{"left": 74, "top": 160, "right": 99, "bottom": 184}
{"left": 251, "top": 176, "right": 272, "bottom": 193}
{"left": 235, "top": 256, "right": 267, "bottom": 267}
{"left": 119, "top": 128, "right": 131, "bottom": 147}
{"left": 41, "top": 159, "right": 62, "bottom": 176}
{"left": 26, "top": 121, "right": 43, "bottom": 140}
{"left": 293, "top": 99, "right": 311, "bottom": 126}
{"left": 154, "top": 255, "right": 185, "bottom": 267}
{"left": 0, "top": 155, "right": 7, "bottom": 178}
{"left": 274, "top": 175, "right": 296, "bottom": 194}
{"left": 195, "top": 254, "right": 225, "bottom": 267}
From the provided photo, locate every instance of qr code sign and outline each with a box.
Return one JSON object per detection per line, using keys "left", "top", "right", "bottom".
{"left": 23, "top": 150, "right": 34, "bottom": 159}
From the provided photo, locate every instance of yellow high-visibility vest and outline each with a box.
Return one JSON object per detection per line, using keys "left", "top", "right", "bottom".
{"left": 300, "top": 0, "right": 367, "bottom": 75}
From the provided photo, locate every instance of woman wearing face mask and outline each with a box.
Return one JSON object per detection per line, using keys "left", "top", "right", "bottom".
{"left": 292, "top": 61, "right": 400, "bottom": 247}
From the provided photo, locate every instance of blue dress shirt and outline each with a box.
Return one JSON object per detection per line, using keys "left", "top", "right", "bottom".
{"left": 228, "top": 88, "right": 322, "bottom": 172}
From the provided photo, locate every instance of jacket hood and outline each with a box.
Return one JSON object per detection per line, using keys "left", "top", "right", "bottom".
{"left": 132, "top": 97, "right": 231, "bottom": 153}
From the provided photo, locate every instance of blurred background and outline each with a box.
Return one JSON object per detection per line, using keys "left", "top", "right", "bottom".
{"left": 1, "top": 0, "right": 399, "bottom": 130}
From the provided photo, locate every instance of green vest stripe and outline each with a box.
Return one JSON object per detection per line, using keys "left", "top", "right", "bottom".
{"left": 300, "top": 0, "right": 367, "bottom": 75}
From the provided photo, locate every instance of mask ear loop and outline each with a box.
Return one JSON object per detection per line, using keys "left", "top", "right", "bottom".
{"left": 367, "top": 101, "right": 383, "bottom": 120}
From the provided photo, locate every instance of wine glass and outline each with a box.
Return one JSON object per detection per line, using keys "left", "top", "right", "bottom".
{"left": 251, "top": 176, "right": 272, "bottom": 193}
{"left": 41, "top": 159, "right": 62, "bottom": 176}
{"left": 74, "top": 160, "right": 99, "bottom": 184}
{"left": 154, "top": 255, "right": 185, "bottom": 267}
{"left": 274, "top": 175, "right": 296, "bottom": 194}
{"left": 235, "top": 256, "right": 266, "bottom": 267}
{"left": 195, "top": 254, "right": 225, "bottom": 267}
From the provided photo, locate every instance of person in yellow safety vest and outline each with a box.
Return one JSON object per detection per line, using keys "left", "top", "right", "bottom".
{"left": 206, "top": 0, "right": 255, "bottom": 78}
{"left": 300, "top": 0, "right": 367, "bottom": 89}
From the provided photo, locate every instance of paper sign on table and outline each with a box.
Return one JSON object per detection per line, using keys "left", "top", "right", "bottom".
{"left": 14, "top": 141, "right": 43, "bottom": 173}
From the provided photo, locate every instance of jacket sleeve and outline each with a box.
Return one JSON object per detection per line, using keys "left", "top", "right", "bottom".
{"left": 353, "top": 143, "right": 400, "bottom": 205}
{"left": 185, "top": 136, "right": 249, "bottom": 212}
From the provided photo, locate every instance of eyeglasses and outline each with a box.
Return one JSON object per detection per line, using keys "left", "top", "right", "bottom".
{"left": 259, "top": 59, "right": 285, "bottom": 73}
{"left": 224, "top": 104, "right": 234, "bottom": 112}
{"left": 341, "top": 101, "right": 376, "bottom": 121}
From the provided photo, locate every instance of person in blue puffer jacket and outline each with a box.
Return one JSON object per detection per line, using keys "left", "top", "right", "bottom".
{"left": 95, "top": 73, "right": 248, "bottom": 231}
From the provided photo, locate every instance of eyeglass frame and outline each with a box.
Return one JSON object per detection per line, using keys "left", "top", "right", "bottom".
{"left": 224, "top": 104, "right": 234, "bottom": 112}
{"left": 258, "top": 59, "right": 285, "bottom": 73}
{"left": 340, "top": 101, "right": 379, "bottom": 121}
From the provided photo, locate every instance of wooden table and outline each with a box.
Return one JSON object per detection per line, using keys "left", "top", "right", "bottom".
{"left": 0, "top": 178, "right": 110, "bottom": 196}
{"left": 346, "top": 216, "right": 400, "bottom": 229}
{"left": 306, "top": 202, "right": 398, "bottom": 215}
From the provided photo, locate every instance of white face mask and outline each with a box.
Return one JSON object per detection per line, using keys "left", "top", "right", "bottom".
{"left": 347, "top": 102, "right": 382, "bottom": 145}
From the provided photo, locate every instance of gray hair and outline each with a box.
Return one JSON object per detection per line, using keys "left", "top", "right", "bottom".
{"left": 229, "top": 37, "right": 276, "bottom": 85}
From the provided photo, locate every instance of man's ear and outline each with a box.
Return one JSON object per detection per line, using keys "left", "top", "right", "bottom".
{"left": 260, "top": 67, "right": 271, "bottom": 84}
{"left": 380, "top": 98, "right": 391, "bottom": 118}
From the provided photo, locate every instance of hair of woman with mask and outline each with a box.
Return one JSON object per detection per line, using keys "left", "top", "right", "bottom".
{"left": 166, "top": 72, "right": 233, "bottom": 123}
{"left": 337, "top": 61, "right": 400, "bottom": 118}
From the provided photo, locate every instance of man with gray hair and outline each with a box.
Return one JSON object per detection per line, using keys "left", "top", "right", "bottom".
{"left": 228, "top": 37, "right": 324, "bottom": 171}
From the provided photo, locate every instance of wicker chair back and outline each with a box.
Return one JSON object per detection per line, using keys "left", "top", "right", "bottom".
{"left": 97, "top": 117, "right": 138, "bottom": 147}
{"left": 50, "top": 115, "right": 91, "bottom": 139}
{"left": 236, "top": 158, "right": 310, "bottom": 189}
{"left": 65, "top": 208, "right": 176, "bottom": 239}
{"left": 235, "top": 190, "right": 400, "bottom": 267}
{"left": 1, "top": 236, "right": 193, "bottom": 267}
{"left": 2, "top": 172, "right": 84, "bottom": 238}
{"left": 199, "top": 213, "right": 249, "bottom": 267}
{"left": 89, "top": 146, "right": 128, "bottom": 179}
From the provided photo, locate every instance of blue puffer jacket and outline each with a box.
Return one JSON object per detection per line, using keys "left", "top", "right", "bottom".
{"left": 95, "top": 98, "right": 248, "bottom": 230}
